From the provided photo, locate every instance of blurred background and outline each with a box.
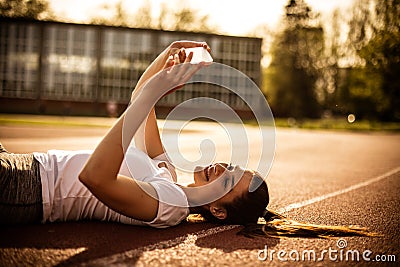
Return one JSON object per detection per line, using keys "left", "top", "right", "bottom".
{"left": 0, "top": 0, "right": 399, "bottom": 124}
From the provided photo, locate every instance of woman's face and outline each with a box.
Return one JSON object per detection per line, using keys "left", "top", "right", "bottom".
{"left": 189, "top": 163, "right": 253, "bottom": 204}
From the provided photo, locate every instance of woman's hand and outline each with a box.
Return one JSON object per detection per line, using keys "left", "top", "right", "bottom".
{"left": 153, "top": 41, "right": 211, "bottom": 96}
{"left": 166, "top": 41, "right": 211, "bottom": 62}
{"left": 159, "top": 48, "right": 194, "bottom": 95}
{"left": 141, "top": 52, "right": 205, "bottom": 100}
{"left": 131, "top": 41, "right": 210, "bottom": 101}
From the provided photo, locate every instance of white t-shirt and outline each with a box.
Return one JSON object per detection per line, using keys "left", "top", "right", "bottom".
{"left": 33, "top": 147, "right": 189, "bottom": 228}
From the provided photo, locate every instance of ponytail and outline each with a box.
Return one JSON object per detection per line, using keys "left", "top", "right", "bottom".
{"left": 237, "top": 209, "right": 379, "bottom": 239}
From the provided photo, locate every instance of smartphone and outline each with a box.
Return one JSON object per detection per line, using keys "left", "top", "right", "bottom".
{"left": 185, "top": 47, "right": 213, "bottom": 64}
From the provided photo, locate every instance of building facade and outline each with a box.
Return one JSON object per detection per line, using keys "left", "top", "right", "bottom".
{"left": 0, "top": 19, "right": 262, "bottom": 118}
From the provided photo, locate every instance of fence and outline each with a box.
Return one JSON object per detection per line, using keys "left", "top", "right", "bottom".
{"left": 0, "top": 18, "right": 262, "bottom": 118}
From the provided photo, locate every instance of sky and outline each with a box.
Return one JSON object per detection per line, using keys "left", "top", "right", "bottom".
{"left": 49, "top": 0, "right": 355, "bottom": 36}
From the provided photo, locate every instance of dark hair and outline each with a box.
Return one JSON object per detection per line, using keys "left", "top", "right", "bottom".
{"left": 195, "top": 173, "right": 269, "bottom": 225}
{"left": 238, "top": 209, "right": 378, "bottom": 238}
{"left": 189, "top": 174, "right": 378, "bottom": 238}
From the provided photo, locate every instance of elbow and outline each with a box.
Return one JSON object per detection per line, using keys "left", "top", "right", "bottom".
{"left": 79, "top": 168, "right": 99, "bottom": 189}
{"left": 78, "top": 169, "right": 89, "bottom": 186}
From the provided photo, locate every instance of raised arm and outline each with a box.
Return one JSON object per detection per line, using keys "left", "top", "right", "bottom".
{"left": 134, "top": 42, "right": 209, "bottom": 158}
{"left": 79, "top": 41, "right": 208, "bottom": 222}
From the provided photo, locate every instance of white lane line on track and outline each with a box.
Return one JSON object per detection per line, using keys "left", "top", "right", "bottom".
{"left": 80, "top": 167, "right": 400, "bottom": 266}
{"left": 278, "top": 166, "right": 400, "bottom": 213}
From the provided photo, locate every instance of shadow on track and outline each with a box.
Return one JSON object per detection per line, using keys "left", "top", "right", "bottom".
{"left": 0, "top": 221, "right": 280, "bottom": 266}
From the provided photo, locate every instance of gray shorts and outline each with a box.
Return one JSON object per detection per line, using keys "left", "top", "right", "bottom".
{"left": 0, "top": 143, "right": 43, "bottom": 224}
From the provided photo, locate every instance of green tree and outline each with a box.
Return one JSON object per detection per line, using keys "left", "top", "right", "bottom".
{"left": 131, "top": 0, "right": 153, "bottom": 28}
{"left": 114, "top": 0, "right": 128, "bottom": 27}
{"left": 90, "top": 0, "right": 130, "bottom": 27}
{"left": 172, "top": 7, "right": 212, "bottom": 32}
{"left": 0, "top": 0, "right": 49, "bottom": 19}
{"left": 337, "top": 0, "right": 400, "bottom": 121}
{"left": 94, "top": 0, "right": 216, "bottom": 33}
{"left": 360, "top": 0, "right": 400, "bottom": 120}
{"left": 155, "top": 1, "right": 215, "bottom": 32}
{"left": 266, "top": 0, "right": 324, "bottom": 118}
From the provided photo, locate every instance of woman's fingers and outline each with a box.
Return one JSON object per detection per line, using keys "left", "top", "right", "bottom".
{"left": 173, "top": 60, "right": 206, "bottom": 88}
{"left": 166, "top": 55, "right": 174, "bottom": 67}
{"left": 182, "top": 61, "right": 205, "bottom": 81}
{"left": 160, "top": 43, "right": 210, "bottom": 96}
{"left": 172, "top": 54, "right": 177, "bottom": 65}
{"left": 202, "top": 43, "right": 211, "bottom": 53}
{"left": 170, "top": 41, "right": 211, "bottom": 54}
{"left": 164, "top": 49, "right": 190, "bottom": 74}
{"left": 178, "top": 48, "right": 186, "bottom": 63}
{"left": 162, "top": 55, "right": 175, "bottom": 73}
{"left": 176, "top": 52, "right": 195, "bottom": 79}
{"left": 161, "top": 62, "right": 202, "bottom": 96}
{"left": 185, "top": 51, "right": 194, "bottom": 63}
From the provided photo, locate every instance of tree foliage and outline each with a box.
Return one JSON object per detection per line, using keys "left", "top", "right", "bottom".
{"left": 145, "top": 0, "right": 215, "bottom": 32}
{"left": 265, "top": 0, "right": 399, "bottom": 121}
{"left": 91, "top": 0, "right": 216, "bottom": 33}
{"left": 0, "top": 0, "right": 49, "bottom": 19}
{"left": 335, "top": 0, "right": 400, "bottom": 121}
{"left": 266, "top": 0, "right": 325, "bottom": 118}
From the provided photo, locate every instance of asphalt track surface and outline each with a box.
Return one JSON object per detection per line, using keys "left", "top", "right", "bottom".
{"left": 0, "top": 117, "right": 399, "bottom": 266}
